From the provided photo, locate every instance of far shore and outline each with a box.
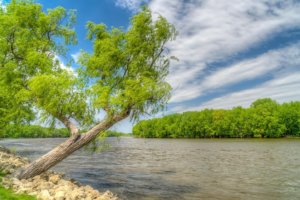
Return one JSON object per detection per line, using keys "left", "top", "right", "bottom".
{"left": 1, "top": 136, "right": 300, "bottom": 140}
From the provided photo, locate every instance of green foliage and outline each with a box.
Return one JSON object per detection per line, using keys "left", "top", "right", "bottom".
{"left": 79, "top": 7, "right": 176, "bottom": 120}
{"left": 21, "top": 71, "right": 95, "bottom": 127}
{"left": 133, "top": 98, "right": 300, "bottom": 138}
{"left": 0, "top": 125, "right": 69, "bottom": 138}
{"left": 0, "top": 0, "right": 77, "bottom": 130}
{"left": 103, "top": 130, "right": 132, "bottom": 137}
{"left": 84, "top": 130, "right": 131, "bottom": 153}
{"left": 0, "top": 1, "right": 176, "bottom": 139}
{"left": 278, "top": 101, "right": 300, "bottom": 137}
{"left": 249, "top": 98, "right": 285, "bottom": 138}
{"left": 0, "top": 171, "right": 6, "bottom": 178}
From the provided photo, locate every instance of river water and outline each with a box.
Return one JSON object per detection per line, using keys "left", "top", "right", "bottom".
{"left": 0, "top": 138, "right": 300, "bottom": 200}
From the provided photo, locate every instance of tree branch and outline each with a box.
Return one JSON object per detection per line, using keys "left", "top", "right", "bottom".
{"left": 8, "top": 30, "right": 24, "bottom": 61}
{"left": 56, "top": 114, "right": 79, "bottom": 137}
{"left": 81, "top": 108, "right": 130, "bottom": 142}
{"left": 149, "top": 40, "right": 167, "bottom": 70}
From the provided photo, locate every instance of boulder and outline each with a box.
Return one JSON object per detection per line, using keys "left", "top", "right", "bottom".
{"left": 38, "top": 190, "right": 51, "bottom": 199}
{"left": 55, "top": 190, "right": 66, "bottom": 200}
{"left": 49, "top": 174, "right": 61, "bottom": 184}
{"left": 0, "top": 147, "right": 120, "bottom": 200}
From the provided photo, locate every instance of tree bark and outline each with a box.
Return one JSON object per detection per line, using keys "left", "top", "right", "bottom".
{"left": 60, "top": 116, "right": 80, "bottom": 136}
{"left": 17, "top": 113, "right": 129, "bottom": 179}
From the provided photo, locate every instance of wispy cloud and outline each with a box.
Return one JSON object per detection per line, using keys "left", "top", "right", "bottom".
{"left": 114, "top": 0, "right": 149, "bottom": 12}
{"left": 170, "top": 43, "right": 300, "bottom": 103}
{"left": 180, "top": 71, "right": 300, "bottom": 111}
{"left": 71, "top": 52, "right": 80, "bottom": 63}
{"left": 54, "top": 55, "right": 76, "bottom": 75}
{"left": 149, "top": 0, "right": 300, "bottom": 103}
{"left": 0, "top": 0, "right": 6, "bottom": 10}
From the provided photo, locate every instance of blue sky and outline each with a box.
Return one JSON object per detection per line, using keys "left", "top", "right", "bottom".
{"left": 2, "top": 0, "right": 300, "bottom": 132}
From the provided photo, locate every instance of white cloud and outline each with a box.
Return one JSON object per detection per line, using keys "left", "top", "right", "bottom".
{"left": 170, "top": 43, "right": 300, "bottom": 103}
{"left": 114, "top": 0, "right": 149, "bottom": 12}
{"left": 181, "top": 72, "right": 300, "bottom": 111}
{"left": 71, "top": 52, "right": 80, "bottom": 63}
{"left": 0, "top": 0, "right": 6, "bottom": 10}
{"left": 54, "top": 55, "right": 77, "bottom": 75}
{"left": 149, "top": 0, "right": 300, "bottom": 103}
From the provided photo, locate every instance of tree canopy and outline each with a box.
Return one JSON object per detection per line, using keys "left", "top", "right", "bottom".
{"left": 0, "top": 0, "right": 76, "bottom": 129}
{"left": 0, "top": 124, "right": 69, "bottom": 138}
{"left": 0, "top": 1, "right": 176, "bottom": 133}
{"left": 78, "top": 8, "right": 176, "bottom": 121}
{"left": 0, "top": 1, "right": 177, "bottom": 179}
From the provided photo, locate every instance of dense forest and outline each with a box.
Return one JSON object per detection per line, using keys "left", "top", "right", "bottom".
{"left": 133, "top": 98, "right": 300, "bottom": 138}
{"left": 0, "top": 125, "right": 129, "bottom": 138}
{"left": 104, "top": 131, "right": 132, "bottom": 137}
{"left": 0, "top": 125, "right": 69, "bottom": 138}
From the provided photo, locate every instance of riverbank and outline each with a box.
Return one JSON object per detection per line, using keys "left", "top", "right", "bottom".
{"left": 0, "top": 146, "right": 119, "bottom": 200}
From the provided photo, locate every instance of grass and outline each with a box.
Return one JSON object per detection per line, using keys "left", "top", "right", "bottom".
{"left": 0, "top": 187, "right": 36, "bottom": 200}
{"left": 0, "top": 171, "right": 36, "bottom": 200}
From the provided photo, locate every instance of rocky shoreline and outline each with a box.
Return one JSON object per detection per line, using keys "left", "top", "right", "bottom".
{"left": 0, "top": 146, "right": 119, "bottom": 200}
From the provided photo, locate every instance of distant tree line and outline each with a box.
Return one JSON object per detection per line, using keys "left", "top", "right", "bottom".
{"left": 0, "top": 125, "right": 131, "bottom": 138}
{"left": 133, "top": 98, "right": 300, "bottom": 138}
{"left": 103, "top": 130, "right": 132, "bottom": 137}
{"left": 0, "top": 125, "right": 69, "bottom": 138}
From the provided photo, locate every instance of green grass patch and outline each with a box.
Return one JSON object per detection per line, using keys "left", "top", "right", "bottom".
{"left": 0, "top": 187, "right": 36, "bottom": 200}
{"left": 0, "top": 171, "right": 6, "bottom": 178}
{"left": 0, "top": 171, "right": 36, "bottom": 200}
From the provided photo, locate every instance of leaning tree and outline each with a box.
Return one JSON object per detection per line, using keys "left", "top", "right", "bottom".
{"left": 0, "top": 1, "right": 176, "bottom": 179}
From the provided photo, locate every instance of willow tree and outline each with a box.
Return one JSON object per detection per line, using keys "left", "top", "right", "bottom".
{"left": 0, "top": 1, "right": 176, "bottom": 179}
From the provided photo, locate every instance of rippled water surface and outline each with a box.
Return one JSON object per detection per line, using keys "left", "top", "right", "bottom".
{"left": 1, "top": 138, "right": 300, "bottom": 200}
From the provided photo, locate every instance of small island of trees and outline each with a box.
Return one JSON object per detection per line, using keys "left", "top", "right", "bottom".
{"left": 133, "top": 98, "right": 300, "bottom": 138}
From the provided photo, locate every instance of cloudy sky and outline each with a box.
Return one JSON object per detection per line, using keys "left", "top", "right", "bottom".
{"left": 2, "top": 0, "right": 300, "bottom": 132}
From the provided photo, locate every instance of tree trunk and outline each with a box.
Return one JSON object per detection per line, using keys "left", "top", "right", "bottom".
{"left": 17, "top": 113, "right": 128, "bottom": 179}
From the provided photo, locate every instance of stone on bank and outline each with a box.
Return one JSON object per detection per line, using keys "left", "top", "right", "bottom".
{"left": 0, "top": 146, "right": 119, "bottom": 200}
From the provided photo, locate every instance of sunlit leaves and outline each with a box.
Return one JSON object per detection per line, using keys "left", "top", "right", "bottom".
{"left": 0, "top": 2, "right": 176, "bottom": 134}
{"left": 25, "top": 72, "right": 95, "bottom": 127}
{"left": 80, "top": 7, "right": 176, "bottom": 120}
{"left": 0, "top": 0, "right": 77, "bottom": 128}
